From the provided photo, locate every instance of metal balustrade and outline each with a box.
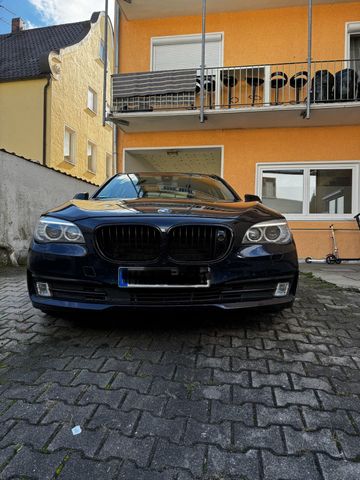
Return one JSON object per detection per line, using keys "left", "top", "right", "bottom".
{"left": 111, "top": 59, "right": 360, "bottom": 113}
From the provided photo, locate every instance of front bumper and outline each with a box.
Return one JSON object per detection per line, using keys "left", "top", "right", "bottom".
{"left": 27, "top": 240, "right": 298, "bottom": 312}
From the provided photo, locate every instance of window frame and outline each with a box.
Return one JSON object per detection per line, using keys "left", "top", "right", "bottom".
{"left": 63, "top": 126, "right": 76, "bottom": 165}
{"left": 345, "top": 22, "right": 360, "bottom": 59}
{"left": 256, "top": 161, "right": 360, "bottom": 221}
{"left": 99, "top": 38, "right": 106, "bottom": 63}
{"left": 87, "top": 87, "right": 98, "bottom": 114}
{"left": 87, "top": 141, "right": 97, "bottom": 174}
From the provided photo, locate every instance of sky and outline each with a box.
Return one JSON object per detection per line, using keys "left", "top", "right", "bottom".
{"left": 0, "top": 0, "right": 116, "bottom": 34}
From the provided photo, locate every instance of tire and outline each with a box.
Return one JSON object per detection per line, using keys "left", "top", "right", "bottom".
{"left": 305, "top": 257, "right": 312, "bottom": 264}
{"left": 326, "top": 254, "right": 337, "bottom": 265}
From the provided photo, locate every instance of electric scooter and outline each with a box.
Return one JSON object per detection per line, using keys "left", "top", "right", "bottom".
{"left": 305, "top": 213, "right": 360, "bottom": 265}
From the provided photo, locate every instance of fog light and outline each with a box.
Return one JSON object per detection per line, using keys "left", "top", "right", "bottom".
{"left": 274, "top": 282, "right": 290, "bottom": 297}
{"left": 35, "top": 282, "right": 52, "bottom": 297}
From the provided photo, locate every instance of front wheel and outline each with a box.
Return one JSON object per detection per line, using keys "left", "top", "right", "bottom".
{"left": 305, "top": 257, "right": 312, "bottom": 264}
{"left": 326, "top": 254, "right": 337, "bottom": 265}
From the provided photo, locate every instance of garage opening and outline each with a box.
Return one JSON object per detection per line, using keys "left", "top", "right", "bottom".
{"left": 124, "top": 147, "right": 223, "bottom": 176}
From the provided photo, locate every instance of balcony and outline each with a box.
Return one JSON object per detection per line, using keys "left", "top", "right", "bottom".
{"left": 119, "top": 0, "right": 358, "bottom": 20}
{"left": 109, "top": 59, "right": 360, "bottom": 132}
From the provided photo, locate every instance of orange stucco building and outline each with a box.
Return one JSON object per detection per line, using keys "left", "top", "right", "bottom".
{"left": 111, "top": 0, "right": 360, "bottom": 259}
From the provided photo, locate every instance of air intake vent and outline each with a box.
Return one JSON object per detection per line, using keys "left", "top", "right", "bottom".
{"left": 168, "top": 225, "right": 232, "bottom": 262}
{"left": 96, "top": 225, "right": 161, "bottom": 262}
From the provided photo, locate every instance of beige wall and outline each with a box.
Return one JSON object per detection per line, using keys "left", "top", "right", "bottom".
{"left": 48, "top": 14, "right": 114, "bottom": 185}
{"left": 0, "top": 79, "right": 47, "bottom": 163}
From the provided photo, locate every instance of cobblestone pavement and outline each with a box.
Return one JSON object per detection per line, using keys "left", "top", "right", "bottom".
{"left": 1, "top": 268, "right": 360, "bottom": 479}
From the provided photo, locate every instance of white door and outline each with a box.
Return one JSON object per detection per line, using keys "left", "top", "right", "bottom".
{"left": 151, "top": 33, "right": 223, "bottom": 71}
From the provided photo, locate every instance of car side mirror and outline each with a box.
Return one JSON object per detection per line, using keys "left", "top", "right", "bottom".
{"left": 73, "top": 192, "right": 89, "bottom": 200}
{"left": 244, "top": 194, "right": 262, "bottom": 203}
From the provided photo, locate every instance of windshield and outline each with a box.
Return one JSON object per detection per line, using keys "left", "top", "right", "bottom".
{"left": 94, "top": 174, "right": 238, "bottom": 202}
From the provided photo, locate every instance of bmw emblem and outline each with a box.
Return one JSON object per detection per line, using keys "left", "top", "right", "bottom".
{"left": 158, "top": 208, "right": 172, "bottom": 214}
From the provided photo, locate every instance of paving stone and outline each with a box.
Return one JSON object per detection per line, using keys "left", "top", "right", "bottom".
{"left": 207, "top": 446, "right": 260, "bottom": 479}
{"left": 211, "top": 400, "right": 254, "bottom": 425}
{"left": 252, "top": 372, "right": 291, "bottom": 389}
{"left": 302, "top": 407, "right": 356, "bottom": 434}
{"left": 48, "top": 425, "right": 105, "bottom": 458}
{"left": 0, "top": 421, "right": 58, "bottom": 450}
{"left": 87, "top": 404, "right": 139, "bottom": 434}
{"left": 196, "top": 354, "right": 230, "bottom": 370}
{"left": 2, "top": 384, "right": 46, "bottom": 402}
{"left": 152, "top": 439, "right": 205, "bottom": 477}
{"left": 0, "top": 400, "right": 47, "bottom": 423}
{"left": 112, "top": 372, "right": 152, "bottom": 393}
{"left": 165, "top": 398, "right": 209, "bottom": 422}
{"left": 120, "top": 390, "right": 166, "bottom": 416}
{"left": 174, "top": 366, "right": 212, "bottom": 383}
{"left": 42, "top": 402, "right": 96, "bottom": 425}
{"left": 232, "top": 358, "right": 268, "bottom": 373}
{"left": 136, "top": 411, "right": 184, "bottom": 442}
{"left": 2, "top": 269, "right": 360, "bottom": 479}
{"left": 257, "top": 404, "right": 304, "bottom": 428}
{"left": 1, "top": 447, "right": 64, "bottom": 480}
{"left": 99, "top": 358, "right": 141, "bottom": 375}
{"left": 117, "top": 462, "right": 176, "bottom": 480}
{"left": 36, "top": 370, "right": 77, "bottom": 385}
{"left": 317, "top": 391, "right": 360, "bottom": 412}
{"left": 334, "top": 430, "right": 360, "bottom": 460}
{"left": 77, "top": 385, "right": 125, "bottom": 409}
{"left": 184, "top": 418, "right": 231, "bottom": 448}
{"left": 71, "top": 370, "right": 115, "bottom": 388}
{"left": 59, "top": 454, "right": 119, "bottom": 480}
{"left": 283, "top": 426, "right": 341, "bottom": 457}
{"left": 291, "top": 373, "right": 334, "bottom": 392}
{"left": 100, "top": 432, "right": 154, "bottom": 467}
{"left": 234, "top": 424, "right": 285, "bottom": 453}
{"left": 275, "top": 388, "right": 320, "bottom": 408}
{"left": 37, "top": 383, "right": 86, "bottom": 404}
{"left": 213, "top": 369, "right": 249, "bottom": 386}
{"left": 318, "top": 453, "right": 360, "bottom": 480}
{"left": 233, "top": 386, "right": 275, "bottom": 407}
{"left": 196, "top": 385, "right": 231, "bottom": 402}
{"left": 262, "top": 451, "right": 322, "bottom": 480}
{"left": 137, "top": 361, "right": 176, "bottom": 380}
{"left": 269, "top": 359, "right": 306, "bottom": 375}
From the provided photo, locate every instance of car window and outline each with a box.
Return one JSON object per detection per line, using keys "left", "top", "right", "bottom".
{"left": 94, "top": 174, "right": 238, "bottom": 202}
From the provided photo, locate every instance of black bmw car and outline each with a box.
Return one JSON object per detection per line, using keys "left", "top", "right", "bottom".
{"left": 27, "top": 173, "right": 298, "bottom": 314}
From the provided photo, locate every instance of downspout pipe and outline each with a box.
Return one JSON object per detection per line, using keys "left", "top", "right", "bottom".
{"left": 200, "top": 0, "right": 207, "bottom": 124}
{"left": 42, "top": 75, "right": 51, "bottom": 166}
{"left": 305, "top": 0, "right": 313, "bottom": 120}
{"left": 113, "top": 0, "right": 121, "bottom": 173}
{"left": 103, "top": 0, "right": 109, "bottom": 126}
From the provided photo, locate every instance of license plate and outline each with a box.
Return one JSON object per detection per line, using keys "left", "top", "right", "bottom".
{"left": 118, "top": 267, "right": 210, "bottom": 288}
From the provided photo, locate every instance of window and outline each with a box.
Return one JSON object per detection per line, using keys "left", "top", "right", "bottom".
{"left": 151, "top": 33, "right": 223, "bottom": 71}
{"left": 347, "top": 23, "right": 360, "bottom": 76}
{"left": 106, "top": 153, "right": 113, "bottom": 178}
{"left": 87, "top": 142, "right": 96, "bottom": 173}
{"left": 257, "top": 163, "right": 359, "bottom": 219}
{"left": 261, "top": 169, "right": 304, "bottom": 214}
{"left": 309, "top": 169, "right": 352, "bottom": 214}
{"left": 87, "top": 87, "right": 97, "bottom": 113}
{"left": 64, "top": 127, "right": 76, "bottom": 164}
{"left": 99, "top": 39, "right": 106, "bottom": 62}
{"left": 350, "top": 34, "right": 360, "bottom": 76}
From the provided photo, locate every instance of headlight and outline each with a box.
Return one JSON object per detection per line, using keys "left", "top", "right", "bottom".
{"left": 242, "top": 220, "right": 291, "bottom": 244}
{"left": 34, "top": 217, "right": 85, "bottom": 244}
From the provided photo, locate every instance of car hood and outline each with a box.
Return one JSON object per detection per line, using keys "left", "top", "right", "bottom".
{"left": 44, "top": 198, "right": 283, "bottom": 222}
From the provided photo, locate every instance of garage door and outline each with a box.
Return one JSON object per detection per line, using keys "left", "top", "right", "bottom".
{"left": 151, "top": 33, "right": 223, "bottom": 71}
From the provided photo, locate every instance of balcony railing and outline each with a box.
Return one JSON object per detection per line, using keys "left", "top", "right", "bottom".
{"left": 112, "top": 59, "right": 360, "bottom": 114}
